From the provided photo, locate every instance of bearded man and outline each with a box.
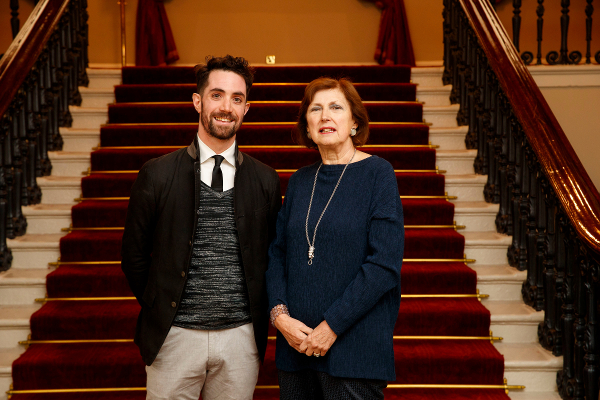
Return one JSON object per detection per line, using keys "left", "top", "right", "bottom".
{"left": 121, "top": 55, "right": 281, "bottom": 400}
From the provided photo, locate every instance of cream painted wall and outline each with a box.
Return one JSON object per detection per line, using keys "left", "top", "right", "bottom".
{"left": 538, "top": 86, "right": 600, "bottom": 191}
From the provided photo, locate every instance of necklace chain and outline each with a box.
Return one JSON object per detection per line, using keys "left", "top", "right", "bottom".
{"left": 305, "top": 148, "right": 357, "bottom": 265}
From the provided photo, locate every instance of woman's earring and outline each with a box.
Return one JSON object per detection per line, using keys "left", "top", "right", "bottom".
{"left": 307, "top": 129, "right": 311, "bottom": 140}
{"left": 350, "top": 127, "right": 357, "bottom": 137}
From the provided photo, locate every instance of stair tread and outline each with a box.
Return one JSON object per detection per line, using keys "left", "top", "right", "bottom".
{"left": 463, "top": 231, "right": 512, "bottom": 245}
{"left": 509, "top": 392, "right": 561, "bottom": 400}
{"left": 445, "top": 174, "right": 488, "bottom": 183}
{"left": 37, "top": 176, "right": 82, "bottom": 185}
{"left": 436, "top": 149, "right": 477, "bottom": 157}
{"left": 429, "top": 126, "right": 469, "bottom": 134}
{"left": 0, "top": 268, "right": 50, "bottom": 284}
{"left": 48, "top": 151, "right": 91, "bottom": 160}
{"left": 7, "top": 234, "right": 64, "bottom": 248}
{"left": 486, "top": 301, "right": 543, "bottom": 321}
{"left": 472, "top": 265, "right": 526, "bottom": 281}
{"left": 454, "top": 201, "right": 499, "bottom": 213}
{"left": 23, "top": 205, "right": 73, "bottom": 218}
{"left": 495, "top": 343, "right": 562, "bottom": 368}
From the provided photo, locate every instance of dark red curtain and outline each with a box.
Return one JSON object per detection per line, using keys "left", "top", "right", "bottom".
{"left": 365, "top": 0, "right": 415, "bottom": 66}
{"left": 135, "top": 0, "right": 179, "bottom": 66}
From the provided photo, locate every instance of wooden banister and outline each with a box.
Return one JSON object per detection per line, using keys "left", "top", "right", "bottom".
{"left": 0, "top": 0, "right": 69, "bottom": 117}
{"left": 460, "top": 0, "right": 600, "bottom": 256}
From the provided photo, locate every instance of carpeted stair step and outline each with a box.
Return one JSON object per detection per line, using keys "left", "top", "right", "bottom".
{"left": 44, "top": 262, "right": 474, "bottom": 299}
{"left": 12, "top": 339, "right": 502, "bottom": 391}
{"left": 121, "top": 66, "right": 411, "bottom": 84}
{"left": 28, "top": 298, "right": 490, "bottom": 340}
{"left": 107, "top": 102, "right": 424, "bottom": 124}
{"left": 7, "top": 389, "right": 512, "bottom": 400}
{"left": 80, "top": 171, "right": 445, "bottom": 199}
{"left": 115, "top": 83, "right": 417, "bottom": 103}
{"left": 99, "top": 123, "right": 430, "bottom": 147}
{"left": 69, "top": 198, "right": 455, "bottom": 228}
{"left": 90, "top": 147, "right": 436, "bottom": 171}
{"left": 30, "top": 300, "right": 138, "bottom": 340}
{"left": 57, "top": 228, "right": 465, "bottom": 262}
{"left": 46, "top": 265, "right": 132, "bottom": 298}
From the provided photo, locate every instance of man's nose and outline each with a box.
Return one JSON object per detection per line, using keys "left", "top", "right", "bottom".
{"left": 220, "top": 99, "right": 233, "bottom": 112}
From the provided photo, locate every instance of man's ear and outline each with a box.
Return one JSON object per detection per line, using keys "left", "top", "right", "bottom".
{"left": 244, "top": 102, "right": 250, "bottom": 116}
{"left": 192, "top": 93, "right": 202, "bottom": 113}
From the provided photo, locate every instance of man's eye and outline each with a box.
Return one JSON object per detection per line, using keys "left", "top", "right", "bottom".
{"left": 233, "top": 98, "right": 243, "bottom": 104}
{"left": 212, "top": 93, "right": 221, "bottom": 99}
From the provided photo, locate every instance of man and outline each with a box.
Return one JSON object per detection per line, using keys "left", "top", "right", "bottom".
{"left": 121, "top": 55, "right": 281, "bottom": 400}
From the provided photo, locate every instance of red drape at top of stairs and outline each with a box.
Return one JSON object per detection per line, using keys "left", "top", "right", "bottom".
{"left": 364, "top": 0, "right": 416, "bottom": 66}
{"left": 10, "top": 65, "right": 509, "bottom": 400}
{"left": 135, "top": 0, "right": 179, "bottom": 66}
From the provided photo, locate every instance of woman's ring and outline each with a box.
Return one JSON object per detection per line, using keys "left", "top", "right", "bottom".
{"left": 314, "top": 353, "right": 320, "bottom": 357}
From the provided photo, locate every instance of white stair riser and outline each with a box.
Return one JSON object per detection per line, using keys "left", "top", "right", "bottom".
{"left": 47, "top": 159, "right": 90, "bottom": 177}
{"left": 22, "top": 215, "right": 71, "bottom": 234}
{"left": 423, "top": 109, "right": 458, "bottom": 128}
{"left": 447, "top": 185, "right": 485, "bottom": 202}
{"left": 429, "top": 134, "right": 466, "bottom": 150}
{"left": 504, "top": 369, "right": 559, "bottom": 393}
{"left": 490, "top": 322, "right": 540, "bottom": 343}
{"left": 80, "top": 93, "right": 115, "bottom": 108}
{"left": 455, "top": 213, "right": 497, "bottom": 231}
{"left": 416, "top": 91, "right": 451, "bottom": 106}
{"left": 411, "top": 73, "right": 443, "bottom": 87}
{"left": 0, "top": 375, "right": 11, "bottom": 400}
{"left": 62, "top": 136, "right": 100, "bottom": 152}
{"left": 86, "top": 70, "right": 121, "bottom": 89}
{"left": 0, "top": 285, "right": 46, "bottom": 305}
{"left": 0, "top": 326, "right": 30, "bottom": 349}
{"left": 465, "top": 245, "right": 509, "bottom": 265}
{"left": 69, "top": 109, "right": 108, "bottom": 129}
{"left": 9, "top": 247, "right": 60, "bottom": 269}
{"left": 437, "top": 157, "right": 475, "bottom": 175}
{"left": 478, "top": 281, "right": 523, "bottom": 302}
{"left": 39, "top": 187, "right": 79, "bottom": 205}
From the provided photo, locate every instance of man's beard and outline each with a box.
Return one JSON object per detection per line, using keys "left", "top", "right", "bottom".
{"left": 200, "top": 102, "right": 242, "bottom": 141}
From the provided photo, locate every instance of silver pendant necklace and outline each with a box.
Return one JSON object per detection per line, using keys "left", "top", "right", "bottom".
{"left": 305, "top": 148, "right": 356, "bottom": 265}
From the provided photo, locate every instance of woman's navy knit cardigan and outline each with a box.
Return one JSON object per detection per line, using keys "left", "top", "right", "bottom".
{"left": 266, "top": 155, "right": 404, "bottom": 381}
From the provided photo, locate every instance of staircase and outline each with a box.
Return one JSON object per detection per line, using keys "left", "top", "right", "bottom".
{"left": 0, "top": 65, "right": 561, "bottom": 400}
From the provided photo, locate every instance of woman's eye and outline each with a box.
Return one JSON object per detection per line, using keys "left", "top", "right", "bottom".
{"left": 331, "top": 104, "right": 342, "bottom": 110}
{"left": 310, "top": 107, "right": 320, "bottom": 112}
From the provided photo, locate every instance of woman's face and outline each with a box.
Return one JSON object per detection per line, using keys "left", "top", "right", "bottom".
{"left": 306, "top": 88, "right": 357, "bottom": 150}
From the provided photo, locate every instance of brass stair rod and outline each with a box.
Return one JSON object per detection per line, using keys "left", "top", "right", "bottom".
{"left": 119, "top": 0, "right": 126, "bottom": 67}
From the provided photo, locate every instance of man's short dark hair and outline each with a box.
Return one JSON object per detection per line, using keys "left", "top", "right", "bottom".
{"left": 194, "top": 55, "right": 255, "bottom": 99}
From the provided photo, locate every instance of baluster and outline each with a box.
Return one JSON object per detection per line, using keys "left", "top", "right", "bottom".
{"left": 79, "top": 0, "right": 90, "bottom": 87}
{"left": 547, "top": 0, "right": 582, "bottom": 64}
{"left": 475, "top": 69, "right": 492, "bottom": 175}
{"left": 583, "top": 256, "right": 600, "bottom": 400}
{"left": 567, "top": 244, "right": 588, "bottom": 400}
{"left": 25, "top": 74, "right": 42, "bottom": 204}
{"left": 508, "top": 124, "right": 523, "bottom": 267}
{"left": 0, "top": 115, "right": 13, "bottom": 268}
{"left": 483, "top": 80, "right": 498, "bottom": 203}
{"left": 465, "top": 49, "right": 481, "bottom": 150}
{"left": 442, "top": 0, "right": 452, "bottom": 85}
{"left": 38, "top": 51, "right": 53, "bottom": 176}
{"left": 512, "top": 0, "right": 522, "bottom": 52}
{"left": 10, "top": 0, "right": 19, "bottom": 39}
{"left": 49, "top": 34, "right": 63, "bottom": 151}
{"left": 585, "top": 0, "right": 594, "bottom": 64}
{"left": 10, "top": 91, "right": 27, "bottom": 236}
{"left": 495, "top": 101, "right": 509, "bottom": 231}
{"left": 558, "top": 227, "right": 581, "bottom": 400}
{"left": 534, "top": 0, "right": 545, "bottom": 65}
{"left": 59, "top": 14, "right": 73, "bottom": 130}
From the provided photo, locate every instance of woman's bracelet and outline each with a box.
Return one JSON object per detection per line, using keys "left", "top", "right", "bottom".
{"left": 270, "top": 304, "right": 290, "bottom": 327}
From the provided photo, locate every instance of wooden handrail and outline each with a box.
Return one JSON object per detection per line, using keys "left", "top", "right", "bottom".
{"left": 459, "top": 0, "right": 600, "bottom": 256}
{"left": 0, "top": 0, "right": 70, "bottom": 119}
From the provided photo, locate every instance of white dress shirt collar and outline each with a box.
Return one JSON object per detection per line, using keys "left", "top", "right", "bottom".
{"left": 197, "top": 136, "right": 237, "bottom": 168}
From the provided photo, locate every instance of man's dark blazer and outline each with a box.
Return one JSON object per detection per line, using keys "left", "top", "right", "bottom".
{"left": 121, "top": 139, "right": 281, "bottom": 366}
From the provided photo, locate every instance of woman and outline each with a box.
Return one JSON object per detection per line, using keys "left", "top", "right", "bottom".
{"left": 266, "top": 77, "right": 404, "bottom": 400}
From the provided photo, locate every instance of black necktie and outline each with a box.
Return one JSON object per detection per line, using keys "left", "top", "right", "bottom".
{"left": 211, "top": 155, "right": 224, "bottom": 192}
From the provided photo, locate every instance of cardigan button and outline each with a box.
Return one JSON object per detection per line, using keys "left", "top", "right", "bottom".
{"left": 171, "top": 301, "right": 176, "bottom": 308}
{"left": 181, "top": 271, "right": 185, "bottom": 277}
{"left": 188, "top": 240, "right": 192, "bottom": 246}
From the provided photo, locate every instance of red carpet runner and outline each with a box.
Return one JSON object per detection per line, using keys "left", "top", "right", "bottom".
{"left": 10, "top": 65, "right": 510, "bottom": 399}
